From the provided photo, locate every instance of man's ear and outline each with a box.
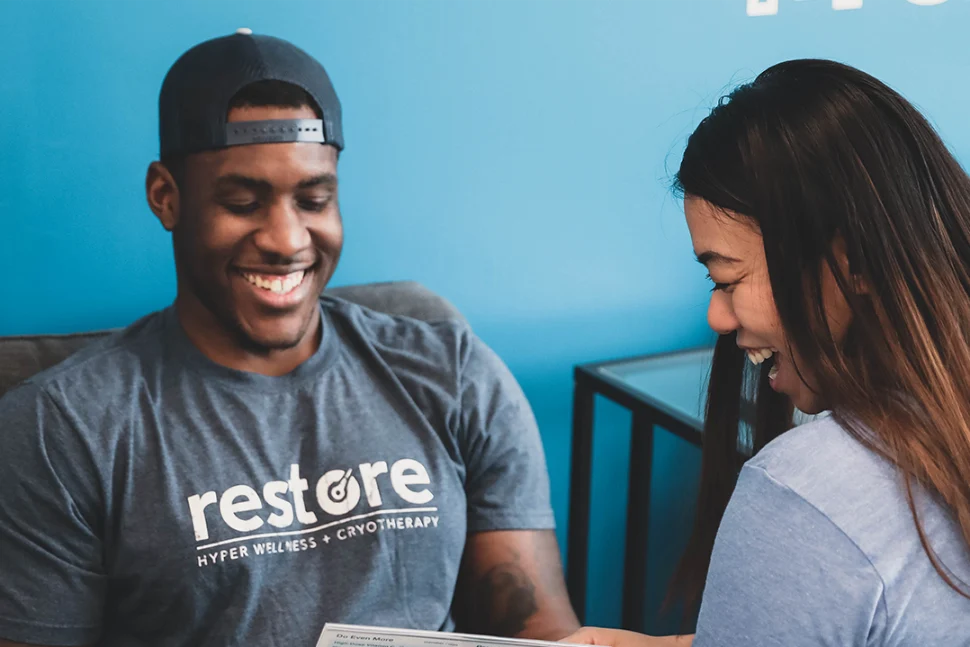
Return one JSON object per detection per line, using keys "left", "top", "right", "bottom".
{"left": 146, "top": 161, "right": 181, "bottom": 231}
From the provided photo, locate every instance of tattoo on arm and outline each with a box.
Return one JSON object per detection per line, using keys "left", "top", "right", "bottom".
{"left": 474, "top": 550, "right": 539, "bottom": 636}
{"left": 458, "top": 531, "right": 578, "bottom": 639}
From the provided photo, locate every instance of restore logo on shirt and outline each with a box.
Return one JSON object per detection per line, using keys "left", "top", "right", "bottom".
{"left": 185, "top": 457, "right": 439, "bottom": 567}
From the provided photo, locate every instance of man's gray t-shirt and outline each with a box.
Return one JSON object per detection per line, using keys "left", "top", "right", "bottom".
{"left": 0, "top": 297, "right": 555, "bottom": 647}
{"left": 694, "top": 417, "right": 970, "bottom": 646}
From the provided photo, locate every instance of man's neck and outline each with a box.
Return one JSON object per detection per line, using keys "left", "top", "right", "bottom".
{"left": 174, "top": 295, "right": 322, "bottom": 377}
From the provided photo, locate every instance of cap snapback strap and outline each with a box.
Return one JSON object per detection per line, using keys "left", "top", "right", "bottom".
{"left": 224, "top": 119, "right": 326, "bottom": 147}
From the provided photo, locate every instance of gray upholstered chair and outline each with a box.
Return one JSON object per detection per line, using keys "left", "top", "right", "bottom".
{"left": 0, "top": 281, "right": 464, "bottom": 398}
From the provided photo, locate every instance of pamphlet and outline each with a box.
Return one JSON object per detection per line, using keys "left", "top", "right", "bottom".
{"left": 317, "top": 623, "right": 581, "bottom": 647}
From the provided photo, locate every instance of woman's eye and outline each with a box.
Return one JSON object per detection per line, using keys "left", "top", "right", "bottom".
{"left": 706, "top": 273, "right": 736, "bottom": 292}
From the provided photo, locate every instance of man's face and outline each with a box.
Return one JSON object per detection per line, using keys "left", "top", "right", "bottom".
{"left": 171, "top": 104, "right": 342, "bottom": 352}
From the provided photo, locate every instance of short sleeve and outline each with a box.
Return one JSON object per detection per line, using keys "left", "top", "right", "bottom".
{"left": 693, "top": 464, "right": 886, "bottom": 647}
{"left": 0, "top": 384, "right": 106, "bottom": 646}
{"left": 457, "top": 334, "right": 555, "bottom": 532}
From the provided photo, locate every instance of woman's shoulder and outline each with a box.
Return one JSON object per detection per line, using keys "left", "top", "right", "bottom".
{"left": 741, "top": 415, "right": 970, "bottom": 631}
{"left": 700, "top": 415, "right": 970, "bottom": 645}
{"left": 748, "top": 414, "right": 898, "bottom": 500}
{"left": 746, "top": 415, "right": 918, "bottom": 551}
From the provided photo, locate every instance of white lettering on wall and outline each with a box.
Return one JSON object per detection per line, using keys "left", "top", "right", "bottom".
{"left": 747, "top": 0, "right": 779, "bottom": 16}
{"left": 748, "top": 0, "right": 947, "bottom": 15}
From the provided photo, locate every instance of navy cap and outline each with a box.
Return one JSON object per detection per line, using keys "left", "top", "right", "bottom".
{"left": 159, "top": 29, "right": 343, "bottom": 157}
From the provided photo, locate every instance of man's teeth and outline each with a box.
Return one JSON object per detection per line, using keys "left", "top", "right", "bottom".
{"left": 746, "top": 348, "right": 775, "bottom": 365}
{"left": 242, "top": 270, "right": 305, "bottom": 294}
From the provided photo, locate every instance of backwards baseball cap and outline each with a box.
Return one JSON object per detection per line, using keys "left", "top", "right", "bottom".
{"left": 159, "top": 28, "right": 343, "bottom": 157}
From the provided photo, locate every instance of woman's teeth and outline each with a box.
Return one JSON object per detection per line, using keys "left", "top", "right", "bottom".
{"left": 242, "top": 270, "right": 306, "bottom": 295}
{"left": 768, "top": 363, "right": 779, "bottom": 380}
{"left": 746, "top": 348, "right": 774, "bottom": 365}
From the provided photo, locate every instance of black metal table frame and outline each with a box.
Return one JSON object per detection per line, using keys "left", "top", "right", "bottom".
{"left": 566, "top": 349, "right": 706, "bottom": 631}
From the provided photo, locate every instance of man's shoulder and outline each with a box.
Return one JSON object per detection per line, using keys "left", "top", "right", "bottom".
{"left": 322, "top": 295, "right": 516, "bottom": 394}
{"left": 323, "top": 293, "right": 469, "bottom": 332}
{"left": 6, "top": 309, "right": 169, "bottom": 403}
{"left": 323, "top": 294, "right": 475, "bottom": 361}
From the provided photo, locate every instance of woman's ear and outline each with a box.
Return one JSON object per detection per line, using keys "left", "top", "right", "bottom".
{"left": 146, "top": 161, "right": 180, "bottom": 231}
{"left": 834, "top": 235, "right": 870, "bottom": 295}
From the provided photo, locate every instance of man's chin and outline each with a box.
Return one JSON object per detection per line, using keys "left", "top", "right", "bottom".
{"left": 235, "top": 311, "right": 319, "bottom": 353}
{"left": 241, "top": 332, "right": 305, "bottom": 352}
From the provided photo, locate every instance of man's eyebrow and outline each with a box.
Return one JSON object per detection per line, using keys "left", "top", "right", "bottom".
{"left": 212, "top": 173, "right": 337, "bottom": 192}
{"left": 213, "top": 174, "right": 273, "bottom": 193}
{"left": 297, "top": 173, "right": 337, "bottom": 190}
{"left": 695, "top": 250, "right": 742, "bottom": 266}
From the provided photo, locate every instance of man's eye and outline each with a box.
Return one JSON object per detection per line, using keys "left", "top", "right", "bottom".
{"left": 298, "top": 198, "right": 331, "bottom": 212}
{"left": 224, "top": 202, "right": 260, "bottom": 215}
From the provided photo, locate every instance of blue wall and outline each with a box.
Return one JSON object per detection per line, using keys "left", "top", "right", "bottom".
{"left": 2, "top": 0, "right": 968, "bottom": 633}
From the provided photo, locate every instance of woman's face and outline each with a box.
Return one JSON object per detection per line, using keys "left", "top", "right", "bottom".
{"left": 685, "top": 197, "right": 852, "bottom": 415}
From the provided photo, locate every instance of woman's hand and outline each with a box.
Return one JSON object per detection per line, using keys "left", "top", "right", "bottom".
{"left": 561, "top": 627, "right": 693, "bottom": 647}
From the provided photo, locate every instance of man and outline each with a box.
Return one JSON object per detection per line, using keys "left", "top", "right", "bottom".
{"left": 0, "top": 31, "right": 578, "bottom": 647}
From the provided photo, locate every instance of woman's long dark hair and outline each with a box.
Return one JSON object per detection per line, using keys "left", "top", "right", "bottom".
{"left": 670, "top": 59, "right": 970, "bottom": 613}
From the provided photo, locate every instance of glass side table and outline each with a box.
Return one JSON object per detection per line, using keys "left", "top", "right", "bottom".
{"left": 566, "top": 347, "right": 713, "bottom": 630}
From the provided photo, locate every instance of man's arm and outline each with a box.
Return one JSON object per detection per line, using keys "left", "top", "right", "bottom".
{"left": 0, "top": 385, "right": 105, "bottom": 646}
{"left": 454, "top": 529, "right": 579, "bottom": 640}
{"left": 451, "top": 334, "right": 576, "bottom": 638}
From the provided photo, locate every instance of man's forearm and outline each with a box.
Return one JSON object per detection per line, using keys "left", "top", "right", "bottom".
{"left": 477, "top": 556, "right": 578, "bottom": 639}
{"left": 457, "top": 532, "right": 580, "bottom": 639}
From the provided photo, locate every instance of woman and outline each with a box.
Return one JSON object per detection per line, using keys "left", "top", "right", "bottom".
{"left": 568, "top": 59, "right": 970, "bottom": 646}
